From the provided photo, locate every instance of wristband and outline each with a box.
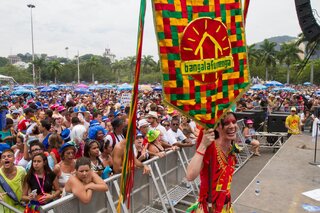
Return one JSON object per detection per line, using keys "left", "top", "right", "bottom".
{"left": 196, "top": 150, "right": 205, "bottom": 156}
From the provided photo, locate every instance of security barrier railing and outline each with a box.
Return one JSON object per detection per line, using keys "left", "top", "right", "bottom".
{"left": 1, "top": 127, "right": 253, "bottom": 213}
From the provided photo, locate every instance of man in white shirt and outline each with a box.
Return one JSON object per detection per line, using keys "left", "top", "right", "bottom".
{"left": 167, "top": 116, "right": 193, "bottom": 147}
{"left": 146, "top": 111, "right": 170, "bottom": 144}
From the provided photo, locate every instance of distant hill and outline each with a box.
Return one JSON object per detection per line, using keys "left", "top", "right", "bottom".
{"left": 254, "top": 35, "right": 298, "bottom": 51}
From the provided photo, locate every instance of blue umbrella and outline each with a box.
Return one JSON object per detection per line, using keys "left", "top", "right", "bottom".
{"left": 264, "top": 81, "right": 283, "bottom": 87}
{"left": 250, "top": 84, "right": 267, "bottom": 90}
{"left": 303, "top": 82, "right": 312, "bottom": 86}
{"left": 0, "top": 86, "right": 10, "bottom": 90}
{"left": 22, "top": 84, "right": 35, "bottom": 89}
{"left": 40, "top": 87, "right": 54, "bottom": 93}
{"left": 89, "top": 85, "right": 97, "bottom": 90}
{"left": 49, "top": 84, "right": 59, "bottom": 90}
{"left": 37, "top": 86, "right": 45, "bottom": 90}
{"left": 281, "top": 87, "right": 296, "bottom": 92}
{"left": 74, "top": 88, "right": 92, "bottom": 94}
{"left": 11, "top": 89, "right": 35, "bottom": 96}
{"left": 118, "top": 83, "right": 133, "bottom": 91}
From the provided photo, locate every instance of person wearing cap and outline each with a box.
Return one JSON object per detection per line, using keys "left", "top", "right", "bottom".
{"left": 285, "top": 107, "right": 301, "bottom": 137}
{"left": 134, "top": 132, "right": 149, "bottom": 162}
{"left": 53, "top": 141, "right": 77, "bottom": 190}
{"left": 146, "top": 111, "right": 170, "bottom": 144}
{"left": 112, "top": 127, "right": 150, "bottom": 175}
{"left": 243, "top": 119, "right": 261, "bottom": 156}
{"left": 6, "top": 109, "right": 20, "bottom": 132}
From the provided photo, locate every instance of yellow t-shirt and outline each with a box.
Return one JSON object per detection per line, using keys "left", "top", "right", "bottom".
{"left": 285, "top": 114, "right": 300, "bottom": 134}
{"left": 0, "top": 166, "right": 26, "bottom": 212}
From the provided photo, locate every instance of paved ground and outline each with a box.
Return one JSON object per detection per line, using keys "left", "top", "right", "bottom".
{"left": 233, "top": 133, "right": 320, "bottom": 213}
{"left": 231, "top": 147, "right": 275, "bottom": 200}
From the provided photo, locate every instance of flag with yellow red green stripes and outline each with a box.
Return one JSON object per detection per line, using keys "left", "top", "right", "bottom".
{"left": 152, "top": 0, "right": 250, "bottom": 128}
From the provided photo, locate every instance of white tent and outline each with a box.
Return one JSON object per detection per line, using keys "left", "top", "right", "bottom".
{"left": 0, "top": 74, "right": 17, "bottom": 84}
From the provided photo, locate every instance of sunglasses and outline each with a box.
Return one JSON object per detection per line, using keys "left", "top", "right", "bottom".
{"left": 171, "top": 123, "right": 179, "bottom": 126}
{"left": 163, "top": 124, "right": 170, "bottom": 127}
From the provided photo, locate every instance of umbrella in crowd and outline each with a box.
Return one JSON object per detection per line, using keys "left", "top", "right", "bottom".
{"left": 0, "top": 86, "right": 10, "bottom": 90}
{"left": 250, "top": 84, "right": 267, "bottom": 90}
{"left": 22, "top": 84, "right": 35, "bottom": 89}
{"left": 49, "top": 84, "right": 60, "bottom": 90}
{"left": 117, "top": 83, "right": 133, "bottom": 91}
{"left": 303, "top": 82, "right": 312, "bottom": 86}
{"left": 74, "top": 88, "right": 92, "bottom": 94}
{"left": 40, "top": 87, "right": 54, "bottom": 93}
{"left": 11, "top": 88, "right": 35, "bottom": 97}
{"left": 264, "top": 81, "right": 283, "bottom": 87}
{"left": 76, "top": 83, "right": 89, "bottom": 88}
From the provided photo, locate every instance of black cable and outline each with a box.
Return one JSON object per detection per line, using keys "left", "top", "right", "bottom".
{"left": 295, "top": 39, "right": 320, "bottom": 79}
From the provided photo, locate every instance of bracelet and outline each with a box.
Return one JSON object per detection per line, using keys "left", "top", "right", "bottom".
{"left": 196, "top": 150, "right": 205, "bottom": 156}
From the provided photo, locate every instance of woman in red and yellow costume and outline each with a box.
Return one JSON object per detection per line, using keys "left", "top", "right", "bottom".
{"left": 186, "top": 112, "right": 239, "bottom": 213}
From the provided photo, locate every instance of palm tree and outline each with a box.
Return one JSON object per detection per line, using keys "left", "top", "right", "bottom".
{"left": 125, "top": 56, "right": 136, "bottom": 83}
{"left": 85, "top": 56, "right": 100, "bottom": 83}
{"left": 142, "top": 55, "right": 156, "bottom": 74}
{"left": 247, "top": 44, "right": 261, "bottom": 66}
{"left": 111, "top": 60, "right": 125, "bottom": 83}
{"left": 258, "top": 39, "right": 278, "bottom": 81}
{"left": 47, "top": 60, "right": 63, "bottom": 84}
{"left": 278, "top": 42, "right": 302, "bottom": 84}
{"left": 33, "top": 57, "right": 46, "bottom": 85}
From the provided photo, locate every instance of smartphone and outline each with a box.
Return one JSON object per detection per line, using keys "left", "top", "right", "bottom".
{"left": 31, "top": 189, "right": 37, "bottom": 195}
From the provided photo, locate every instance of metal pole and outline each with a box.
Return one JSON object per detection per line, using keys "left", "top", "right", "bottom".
{"left": 77, "top": 51, "right": 80, "bottom": 84}
{"left": 27, "top": 4, "right": 35, "bottom": 85}
{"left": 310, "top": 123, "right": 320, "bottom": 165}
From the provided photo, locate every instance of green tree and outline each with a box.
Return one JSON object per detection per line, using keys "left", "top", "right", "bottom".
{"left": 258, "top": 39, "right": 278, "bottom": 81}
{"left": 33, "top": 57, "right": 46, "bottom": 85}
{"left": 142, "top": 55, "right": 156, "bottom": 74}
{"left": 278, "top": 42, "right": 302, "bottom": 84}
{"left": 111, "top": 60, "right": 125, "bottom": 83}
{"left": 47, "top": 60, "right": 63, "bottom": 83}
{"left": 125, "top": 56, "right": 136, "bottom": 83}
{"left": 0, "top": 57, "right": 9, "bottom": 67}
{"left": 85, "top": 56, "right": 100, "bottom": 83}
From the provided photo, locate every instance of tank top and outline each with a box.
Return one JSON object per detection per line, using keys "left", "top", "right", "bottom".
{"left": 58, "top": 171, "right": 72, "bottom": 188}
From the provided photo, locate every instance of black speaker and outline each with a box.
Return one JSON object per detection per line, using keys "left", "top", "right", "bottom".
{"left": 295, "top": 0, "right": 320, "bottom": 42}
{"left": 267, "top": 114, "right": 288, "bottom": 133}
{"left": 235, "top": 112, "right": 254, "bottom": 122}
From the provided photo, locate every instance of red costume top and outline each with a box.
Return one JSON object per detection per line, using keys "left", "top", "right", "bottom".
{"left": 198, "top": 142, "right": 236, "bottom": 213}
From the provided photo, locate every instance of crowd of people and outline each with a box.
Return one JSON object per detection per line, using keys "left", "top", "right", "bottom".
{"left": 0, "top": 84, "right": 319, "bottom": 212}
{"left": 0, "top": 88, "right": 200, "bottom": 211}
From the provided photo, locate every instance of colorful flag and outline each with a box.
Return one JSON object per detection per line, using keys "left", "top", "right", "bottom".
{"left": 152, "top": 0, "right": 250, "bottom": 128}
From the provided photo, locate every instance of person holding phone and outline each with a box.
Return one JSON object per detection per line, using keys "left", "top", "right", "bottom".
{"left": 22, "top": 153, "right": 61, "bottom": 205}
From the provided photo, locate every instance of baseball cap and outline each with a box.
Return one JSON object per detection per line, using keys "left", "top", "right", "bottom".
{"left": 291, "top": 107, "right": 297, "bottom": 112}
{"left": 246, "top": 119, "right": 254, "bottom": 124}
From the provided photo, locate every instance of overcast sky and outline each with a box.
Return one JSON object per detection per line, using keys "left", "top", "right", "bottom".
{"left": 0, "top": 0, "right": 319, "bottom": 60}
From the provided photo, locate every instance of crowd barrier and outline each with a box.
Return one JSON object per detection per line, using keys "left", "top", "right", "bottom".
{"left": 1, "top": 123, "right": 254, "bottom": 213}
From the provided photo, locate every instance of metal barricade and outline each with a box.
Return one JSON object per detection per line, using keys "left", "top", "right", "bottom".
{"left": 0, "top": 200, "right": 23, "bottom": 213}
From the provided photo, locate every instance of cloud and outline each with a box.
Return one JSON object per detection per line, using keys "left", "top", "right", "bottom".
{"left": 0, "top": 0, "right": 319, "bottom": 60}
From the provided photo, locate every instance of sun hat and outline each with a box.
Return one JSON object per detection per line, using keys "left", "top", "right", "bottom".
{"left": 146, "top": 111, "right": 158, "bottom": 119}
{"left": 138, "top": 119, "right": 149, "bottom": 128}
{"left": 291, "top": 107, "right": 297, "bottom": 112}
{"left": 146, "top": 129, "right": 160, "bottom": 143}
